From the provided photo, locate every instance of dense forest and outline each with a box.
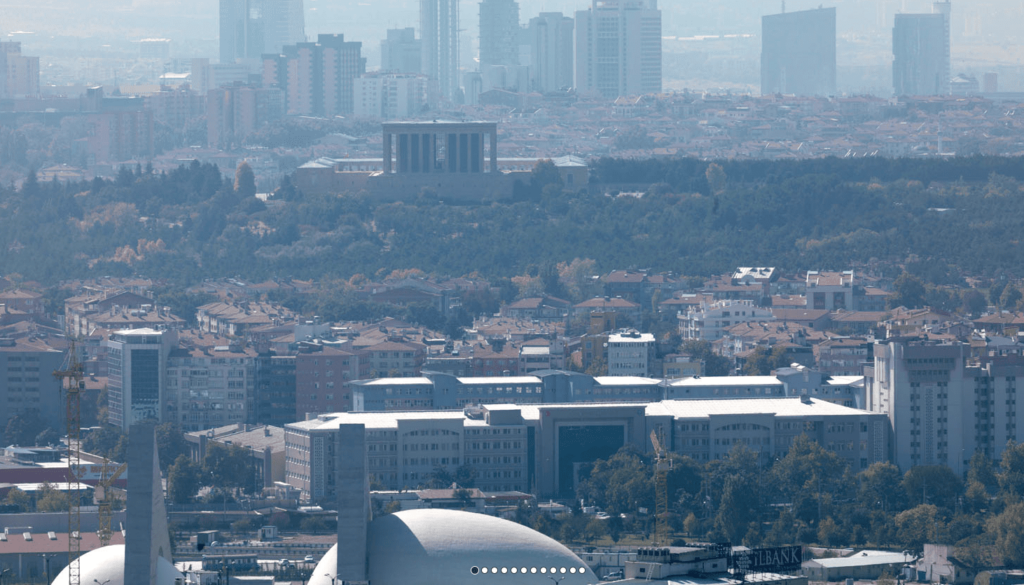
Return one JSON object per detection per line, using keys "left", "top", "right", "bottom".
{"left": 3, "top": 156, "right": 1024, "bottom": 286}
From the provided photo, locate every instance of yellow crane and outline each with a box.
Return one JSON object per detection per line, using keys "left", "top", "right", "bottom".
{"left": 650, "top": 428, "right": 672, "bottom": 544}
{"left": 53, "top": 342, "right": 84, "bottom": 585}
{"left": 96, "top": 459, "right": 127, "bottom": 547}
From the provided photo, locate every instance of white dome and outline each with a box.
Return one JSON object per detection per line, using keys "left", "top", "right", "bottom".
{"left": 309, "top": 509, "right": 592, "bottom": 585}
{"left": 50, "top": 545, "right": 184, "bottom": 585}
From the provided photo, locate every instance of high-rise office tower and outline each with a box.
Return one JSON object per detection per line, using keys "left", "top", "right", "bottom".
{"left": 892, "top": 1, "right": 950, "bottom": 96}
{"left": 761, "top": 7, "right": 836, "bottom": 96}
{"left": 575, "top": 0, "right": 662, "bottom": 99}
{"left": 528, "top": 12, "right": 574, "bottom": 93}
{"left": 893, "top": 13, "right": 947, "bottom": 96}
{"left": 105, "top": 329, "right": 177, "bottom": 431}
{"left": 480, "top": 0, "right": 520, "bottom": 68}
{"left": 220, "top": 0, "right": 305, "bottom": 63}
{"left": 381, "top": 28, "right": 422, "bottom": 74}
{"left": 421, "top": 0, "right": 460, "bottom": 101}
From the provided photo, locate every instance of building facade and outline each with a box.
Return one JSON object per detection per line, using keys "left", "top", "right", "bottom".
{"left": 761, "top": 7, "right": 836, "bottom": 96}
{"left": 381, "top": 28, "right": 422, "bottom": 74}
{"left": 105, "top": 329, "right": 177, "bottom": 431}
{"left": 0, "top": 337, "right": 65, "bottom": 434}
{"left": 420, "top": 0, "right": 460, "bottom": 101}
{"left": 528, "top": 13, "right": 574, "bottom": 93}
{"left": 354, "top": 74, "right": 428, "bottom": 120}
{"left": 575, "top": 0, "right": 662, "bottom": 99}
{"left": 167, "top": 346, "right": 257, "bottom": 432}
{"left": 219, "top": 0, "right": 305, "bottom": 63}
{"left": 262, "top": 35, "right": 366, "bottom": 117}
{"left": 606, "top": 331, "right": 655, "bottom": 377}
{"left": 893, "top": 12, "right": 949, "bottom": 96}
{"left": 479, "top": 0, "right": 520, "bottom": 68}
{"left": 681, "top": 299, "right": 775, "bottom": 341}
{"left": 286, "top": 397, "right": 888, "bottom": 502}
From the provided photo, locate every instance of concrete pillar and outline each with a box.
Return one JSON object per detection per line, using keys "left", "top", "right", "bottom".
{"left": 459, "top": 133, "right": 469, "bottom": 173}
{"left": 411, "top": 134, "right": 420, "bottom": 172}
{"left": 490, "top": 131, "right": 498, "bottom": 173}
{"left": 383, "top": 132, "right": 392, "bottom": 173}
{"left": 336, "top": 424, "right": 368, "bottom": 583}
{"left": 398, "top": 133, "right": 409, "bottom": 173}
{"left": 471, "top": 133, "right": 482, "bottom": 173}
{"left": 447, "top": 133, "right": 458, "bottom": 173}
{"left": 422, "top": 133, "right": 433, "bottom": 173}
{"left": 125, "top": 421, "right": 171, "bottom": 585}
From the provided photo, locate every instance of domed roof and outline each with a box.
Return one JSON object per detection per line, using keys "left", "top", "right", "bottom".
{"left": 50, "top": 545, "right": 184, "bottom": 585}
{"left": 309, "top": 509, "right": 592, "bottom": 585}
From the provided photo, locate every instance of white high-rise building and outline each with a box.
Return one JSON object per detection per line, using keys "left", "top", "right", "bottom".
{"left": 354, "top": 74, "right": 428, "bottom": 120}
{"left": 575, "top": 0, "right": 661, "bottom": 99}
{"left": 528, "top": 12, "right": 574, "bottom": 93}
{"left": 420, "top": 0, "right": 460, "bottom": 101}
{"left": 105, "top": 329, "right": 178, "bottom": 431}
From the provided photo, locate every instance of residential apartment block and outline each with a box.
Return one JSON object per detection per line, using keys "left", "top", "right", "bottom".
{"left": 0, "top": 337, "right": 65, "bottom": 433}
{"left": 761, "top": 7, "right": 836, "bottom": 97}
{"left": 681, "top": 299, "right": 775, "bottom": 341}
{"left": 528, "top": 13, "right": 574, "bottom": 93}
{"left": 606, "top": 331, "right": 655, "bottom": 377}
{"left": 868, "top": 337, "right": 1024, "bottom": 471}
{"left": 167, "top": 345, "right": 257, "bottom": 432}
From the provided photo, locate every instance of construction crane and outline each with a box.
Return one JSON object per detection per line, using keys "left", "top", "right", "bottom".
{"left": 96, "top": 459, "right": 126, "bottom": 547}
{"left": 650, "top": 428, "right": 672, "bottom": 544}
{"left": 53, "top": 342, "right": 84, "bottom": 585}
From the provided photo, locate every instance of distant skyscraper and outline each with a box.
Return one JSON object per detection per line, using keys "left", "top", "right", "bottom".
{"left": 528, "top": 13, "right": 574, "bottom": 93}
{"left": 105, "top": 329, "right": 177, "bottom": 431}
{"left": 892, "top": 1, "right": 951, "bottom": 96}
{"left": 421, "top": 0, "right": 460, "bottom": 101}
{"left": 220, "top": 0, "right": 305, "bottom": 63}
{"left": 480, "top": 0, "right": 520, "bottom": 68}
{"left": 575, "top": 0, "right": 662, "bottom": 99}
{"left": 761, "top": 7, "right": 836, "bottom": 96}
{"left": 893, "top": 13, "right": 947, "bottom": 96}
{"left": 381, "top": 28, "right": 422, "bottom": 74}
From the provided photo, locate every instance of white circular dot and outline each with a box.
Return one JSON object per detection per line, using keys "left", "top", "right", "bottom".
{"left": 511, "top": 568, "right": 518, "bottom": 574}
{"left": 571, "top": 568, "right": 577, "bottom": 574}
{"left": 540, "top": 568, "right": 547, "bottom": 574}
{"left": 501, "top": 568, "right": 508, "bottom": 574}
{"left": 551, "top": 568, "right": 557, "bottom": 574}
{"left": 492, "top": 568, "right": 498, "bottom": 574}
{"left": 522, "top": 568, "right": 528, "bottom": 574}
{"left": 579, "top": 567, "right": 586, "bottom": 574}
{"left": 560, "top": 568, "right": 567, "bottom": 574}
{"left": 481, "top": 568, "right": 488, "bottom": 574}
{"left": 531, "top": 568, "right": 537, "bottom": 574}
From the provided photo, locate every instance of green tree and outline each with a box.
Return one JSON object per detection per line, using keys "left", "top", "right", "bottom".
{"left": 155, "top": 423, "right": 191, "bottom": 472}
{"left": 34, "top": 427, "right": 60, "bottom": 447}
{"left": 968, "top": 452, "right": 999, "bottom": 492}
{"left": 3, "top": 487, "right": 31, "bottom": 512}
{"left": 904, "top": 465, "right": 962, "bottom": 511}
{"left": 167, "top": 455, "right": 202, "bottom": 504}
{"left": 1000, "top": 440, "right": 1024, "bottom": 502}
{"left": 584, "top": 517, "right": 607, "bottom": 542}
{"left": 772, "top": 435, "right": 849, "bottom": 523}
{"left": 742, "top": 345, "right": 788, "bottom": 376}
{"left": 680, "top": 340, "right": 731, "bottom": 376}
{"left": 36, "top": 483, "right": 69, "bottom": 512}
{"left": 1001, "top": 285, "right": 1023, "bottom": 311}
{"left": 202, "top": 443, "right": 255, "bottom": 493}
{"left": 988, "top": 503, "right": 1024, "bottom": 567}
{"left": 962, "top": 289, "right": 989, "bottom": 317}
{"left": 300, "top": 516, "right": 328, "bottom": 534}
{"left": 894, "top": 504, "right": 940, "bottom": 552}
{"left": 888, "top": 273, "right": 927, "bottom": 310}
{"left": 5, "top": 410, "right": 45, "bottom": 446}
{"left": 234, "top": 162, "right": 257, "bottom": 198}
{"left": 858, "top": 461, "right": 908, "bottom": 513}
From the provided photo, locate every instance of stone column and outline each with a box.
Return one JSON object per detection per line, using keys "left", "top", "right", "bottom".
{"left": 490, "top": 130, "right": 498, "bottom": 173}
{"left": 383, "top": 132, "right": 392, "bottom": 173}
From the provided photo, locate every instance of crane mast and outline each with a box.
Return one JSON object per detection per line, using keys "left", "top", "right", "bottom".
{"left": 54, "top": 342, "right": 84, "bottom": 585}
{"left": 650, "top": 429, "right": 672, "bottom": 544}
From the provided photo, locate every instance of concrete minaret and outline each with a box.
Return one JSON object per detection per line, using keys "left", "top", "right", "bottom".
{"left": 124, "top": 421, "right": 172, "bottom": 584}
{"left": 336, "top": 423, "right": 369, "bottom": 583}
